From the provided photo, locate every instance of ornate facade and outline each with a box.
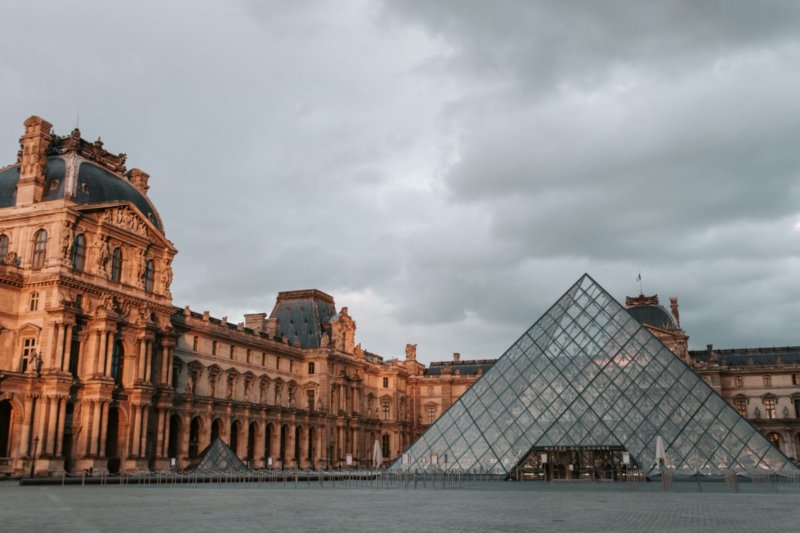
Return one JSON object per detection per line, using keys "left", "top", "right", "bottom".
{"left": 1, "top": 116, "right": 797, "bottom": 477}
{"left": 0, "top": 116, "right": 443, "bottom": 477}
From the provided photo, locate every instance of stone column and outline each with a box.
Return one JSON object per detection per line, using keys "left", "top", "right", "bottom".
{"left": 79, "top": 401, "right": 93, "bottom": 457}
{"left": 140, "top": 407, "right": 150, "bottom": 458}
{"left": 46, "top": 397, "right": 59, "bottom": 455}
{"left": 97, "top": 330, "right": 108, "bottom": 375}
{"left": 61, "top": 325, "right": 74, "bottom": 371}
{"left": 51, "top": 323, "right": 64, "bottom": 369}
{"left": 35, "top": 397, "right": 49, "bottom": 455}
{"left": 104, "top": 331, "right": 114, "bottom": 377}
{"left": 137, "top": 340, "right": 147, "bottom": 381}
{"left": 144, "top": 341, "right": 154, "bottom": 383}
{"left": 89, "top": 402, "right": 102, "bottom": 456}
{"left": 165, "top": 346, "right": 174, "bottom": 386}
{"left": 97, "top": 402, "right": 108, "bottom": 457}
{"left": 19, "top": 395, "right": 34, "bottom": 456}
{"left": 55, "top": 398, "right": 67, "bottom": 457}
{"left": 131, "top": 405, "right": 142, "bottom": 457}
{"left": 155, "top": 409, "right": 166, "bottom": 457}
{"left": 255, "top": 422, "right": 266, "bottom": 468}
{"left": 178, "top": 415, "right": 190, "bottom": 460}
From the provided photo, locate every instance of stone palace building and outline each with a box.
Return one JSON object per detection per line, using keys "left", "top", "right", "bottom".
{"left": 0, "top": 116, "right": 797, "bottom": 477}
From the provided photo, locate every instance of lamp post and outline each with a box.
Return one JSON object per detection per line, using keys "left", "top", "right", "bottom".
{"left": 30, "top": 435, "right": 39, "bottom": 478}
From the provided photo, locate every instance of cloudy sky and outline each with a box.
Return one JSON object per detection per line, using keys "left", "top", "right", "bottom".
{"left": 2, "top": 1, "right": 800, "bottom": 363}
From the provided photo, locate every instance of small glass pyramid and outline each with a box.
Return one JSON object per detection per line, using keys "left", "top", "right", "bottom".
{"left": 186, "top": 437, "right": 249, "bottom": 472}
{"left": 393, "top": 274, "right": 797, "bottom": 476}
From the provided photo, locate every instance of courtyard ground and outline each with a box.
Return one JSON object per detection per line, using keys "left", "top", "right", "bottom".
{"left": 1, "top": 479, "right": 798, "bottom": 532}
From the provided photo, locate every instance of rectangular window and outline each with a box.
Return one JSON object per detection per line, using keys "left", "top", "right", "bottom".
{"left": 381, "top": 400, "right": 390, "bottom": 421}
{"left": 734, "top": 398, "right": 747, "bottom": 418}
{"left": 246, "top": 349, "right": 251, "bottom": 363}
{"left": 426, "top": 406, "right": 437, "bottom": 424}
{"left": 308, "top": 362, "right": 315, "bottom": 375}
{"left": 307, "top": 390, "right": 315, "bottom": 411}
{"left": 382, "top": 377, "right": 389, "bottom": 388}
{"left": 427, "top": 385, "right": 434, "bottom": 396}
{"left": 230, "top": 345, "right": 235, "bottom": 360}
{"left": 764, "top": 397, "right": 776, "bottom": 419}
{"left": 795, "top": 399, "right": 800, "bottom": 419}
{"left": 793, "top": 374, "right": 799, "bottom": 386}
{"left": 763, "top": 375, "right": 772, "bottom": 387}
{"left": 20, "top": 337, "right": 37, "bottom": 373}
{"left": 276, "top": 357, "right": 280, "bottom": 370}
{"left": 261, "top": 353, "right": 266, "bottom": 366}
{"left": 192, "top": 336, "right": 198, "bottom": 351}
{"left": 29, "top": 292, "right": 39, "bottom": 311}
{"left": 734, "top": 376, "right": 743, "bottom": 387}
{"left": 211, "top": 341, "right": 217, "bottom": 356}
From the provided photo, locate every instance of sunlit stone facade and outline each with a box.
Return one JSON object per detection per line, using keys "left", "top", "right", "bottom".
{"left": 1, "top": 116, "right": 798, "bottom": 478}
{"left": 0, "top": 116, "right": 456, "bottom": 477}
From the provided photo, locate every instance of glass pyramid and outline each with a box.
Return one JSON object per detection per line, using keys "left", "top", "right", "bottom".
{"left": 186, "top": 437, "right": 249, "bottom": 473}
{"left": 393, "top": 274, "right": 798, "bottom": 476}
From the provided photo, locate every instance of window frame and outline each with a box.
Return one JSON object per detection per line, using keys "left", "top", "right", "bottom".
{"left": 0, "top": 233, "right": 9, "bottom": 259}
{"left": 110, "top": 247, "right": 122, "bottom": 283}
{"left": 32, "top": 229, "right": 48, "bottom": 268}
{"left": 71, "top": 233, "right": 86, "bottom": 271}
{"left": 143, "top": 259, "right": 155, "bottom": 292}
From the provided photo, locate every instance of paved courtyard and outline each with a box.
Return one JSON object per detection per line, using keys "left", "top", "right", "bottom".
{"left": 1, "top": 480, "right": 798, "bottom": 532}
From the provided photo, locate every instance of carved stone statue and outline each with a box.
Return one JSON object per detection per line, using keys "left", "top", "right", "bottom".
{"left": 95, "top": 235, "right": 109, "bottom": 273}
{"left": 405, "top": 343, "right": 417, "bottom": 361}
{"left": 61, "top": 221, "right": 73, "bottom": 259}
{"left": 161, "top": 259, "right": 173, "bottom": 290}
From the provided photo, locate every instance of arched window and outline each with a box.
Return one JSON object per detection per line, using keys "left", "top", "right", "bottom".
{"left": 0, "top": 234, "right": 8, "bottom": 259}
{"left": 71, "top": 234, "right": 86, "bottom": 271}
{"left": 381, "top": 434, "right": 390, "bottom": 459}
{"left": 32, "top": 229, "right": 48, "bottom": 268}
{"left": 144, "top": 259, "right": 154, "bottom": 292}
{"left": 110, "top": 247, "right": 122, "bottom": 282}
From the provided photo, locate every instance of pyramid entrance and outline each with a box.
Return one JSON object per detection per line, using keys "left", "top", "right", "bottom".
{"left": 392, "top": 274, "right": 799, "bottom": 478}
{"left": 516, "top": 445, "right": 638, "bottom": 481}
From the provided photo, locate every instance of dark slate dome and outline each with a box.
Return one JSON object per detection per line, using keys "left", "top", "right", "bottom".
{"left": 627, "top": 304, "right": 677, "bottom": 330}
{"left": 0, "top": 155, "right": 163, "bottom": 232}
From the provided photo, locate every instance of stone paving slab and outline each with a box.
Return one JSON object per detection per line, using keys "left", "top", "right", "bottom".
{"left": 1, "top": 480, "right": 798, "bottom": 532}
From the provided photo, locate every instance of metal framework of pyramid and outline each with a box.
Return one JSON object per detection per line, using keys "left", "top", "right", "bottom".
{"left": 393, "top": 274, "right": 797, "bottom": 476}
{"left": 186, "top": 437, "right": 249, "bottom": 472}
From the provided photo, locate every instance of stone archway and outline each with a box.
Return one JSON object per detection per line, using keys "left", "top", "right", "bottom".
{"left": 247, "top": 422, "right": 257, "bottom": 465}
{"left": 211, "top": 418, "right": 223, "bottom": 442}
{"left": 168, "top": 414, "right": 181, "bottom": 459}
{"left": 230, "top": 420, "right": 241, "bottom": 456}
{"left": 105, "top": 406, "right": 120, "bottom": 473}
{"left": 188, "top": 417, "right": 202, "bottom": 459}
{"left": 0, "top": 400, "right": 12, "bottom": 458}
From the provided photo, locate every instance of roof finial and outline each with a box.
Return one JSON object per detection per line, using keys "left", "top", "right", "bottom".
{"left": 636, "top": 270, "right": 643, "bottom": 295}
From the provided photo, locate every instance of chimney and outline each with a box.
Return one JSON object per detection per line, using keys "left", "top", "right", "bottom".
{"left": 128, "top": 168, "right": 150, "bottom": 195}
{"left": 244, "top": 312, "right": 267, "bottom": 332}
{"left": 16, "top": 115, "right": 53, "bottom": 205}
{"left": 669, "top": 297, "right": 680, "bottom": 327}
{"left": 453, "top": 352, "right": 461, "bottom": 363}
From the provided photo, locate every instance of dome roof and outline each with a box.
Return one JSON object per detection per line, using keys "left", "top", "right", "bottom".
{"left": 627, "top": 304, "right": 677, "bottom": 331}
{"left": 0, "top": 155, "right": 163, "bottom": 232}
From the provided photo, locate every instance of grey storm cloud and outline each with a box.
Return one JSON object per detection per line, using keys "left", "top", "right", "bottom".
{"left": 1, "top": 1, "right": 799, "bottom": 362}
